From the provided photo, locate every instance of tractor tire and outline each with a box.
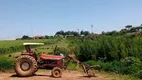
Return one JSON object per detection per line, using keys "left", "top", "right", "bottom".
{"left": 51, "top": 67, "right": 62, "bottom": 78}
{"left": 14, "top": 55, "right": 38, "bottom": 77}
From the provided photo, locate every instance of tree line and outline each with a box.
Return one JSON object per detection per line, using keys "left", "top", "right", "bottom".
{"left": 102, "top": 24, "right": 142, "bottom": 36}
{"left": 16, "top": 30, "right": 91, "bottom": 40}
{"left": 55, "top": 30, "right": 90, "bottom": 37}
{"left": 16, "top": 24, "right": 142, "bottom": 40}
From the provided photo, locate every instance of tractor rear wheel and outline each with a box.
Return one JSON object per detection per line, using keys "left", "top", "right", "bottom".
{"left": 14, "top": 55, "right": 38, "bottom": 77}
{"left": 51, "top": 67, "right": 62, "bottom": 78}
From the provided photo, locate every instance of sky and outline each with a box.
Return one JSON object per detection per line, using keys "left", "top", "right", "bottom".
{"left": 0, "top": 0, "right": 142, "bottom": 40}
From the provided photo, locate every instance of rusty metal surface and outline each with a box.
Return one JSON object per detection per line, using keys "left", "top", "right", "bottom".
{"left": 66, "top": 55, "right": 97, "bottom": 77}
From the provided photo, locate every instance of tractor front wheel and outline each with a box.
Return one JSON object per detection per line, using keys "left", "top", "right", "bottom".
{"left": 14, "top": 55, "right": 38, "bottom": 77}
{"left": 51, "top": 67, "right": 62, "bottom": 78}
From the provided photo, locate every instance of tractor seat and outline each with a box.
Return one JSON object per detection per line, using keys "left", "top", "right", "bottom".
{"left": 40, "top": 54, "right": 64, "bottom": 60}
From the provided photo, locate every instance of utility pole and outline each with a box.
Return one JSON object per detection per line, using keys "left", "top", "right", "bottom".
{"left": 77, "top": 29, "right": 79, "bottom": 35}
{"left": 91, "top": 24, "right": 93, "bottom": 34}
{"left": 31, "top": 26, "right": 34, "bottom": 37}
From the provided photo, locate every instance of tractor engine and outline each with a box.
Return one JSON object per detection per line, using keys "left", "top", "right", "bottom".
{"left": 38, "top": 54, "right": 64, "bottom": 69}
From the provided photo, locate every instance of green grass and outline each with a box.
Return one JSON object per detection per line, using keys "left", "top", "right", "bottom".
{"left": 65, "top": 61, "right": 140, "bottom": 80}
{"left": 96, "top": 71, "right": 140, "bottom": 80}
{"left": 0, "top": 39, "right": 48, "bottom": 48}
{"left": 0, "top": 39, "right": 69, "bottom": 72}
{"left": 35, "top": 39, "right": 69, "bottom": 54}
{"left": 0, "top": 39, "right": 57, "bottom": 72}
{"left": 0, "top": 38, "right": 140, "bottom": 79}
{"left": 0, "top": 55, "right": 15, "bottom": 72}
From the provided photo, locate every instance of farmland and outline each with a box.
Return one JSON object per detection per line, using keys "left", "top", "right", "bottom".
{"left": 0, "top": 39, "right": 59, "bottom": 55}
{"left": 0, "top": 39, "right": 59, "bottom": 72}
{"left": 0, "top": 39, "right": 48, "bottom": 48}
{"left": 0, "top": 37, "right": 141, "bottom": 80}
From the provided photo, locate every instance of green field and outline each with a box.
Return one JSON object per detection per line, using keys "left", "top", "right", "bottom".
{"left": 0, "top": 38, "right": 141, "bottom": 80}
{"left": 0, "top": 39, "right": 49, "bottom": 48}
{"left": 0, "top": 39, "right": 62, "bottom": 71}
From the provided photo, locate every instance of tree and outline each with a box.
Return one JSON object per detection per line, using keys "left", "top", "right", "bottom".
{"left": 125, "top": 25, "right": 132, "bottom": 30}
{"left": 102, "top": 31, "right": 105, "bottom": 35}
{"left": 120, "top": 29, "right": 127, "bottom": 35}
{"left": 101, "top": 30, "right": 119, "bottom": 36}
{"left": 64, "top": 31, "right": 70, "bottom": 35}
{"left": 21, "top": 35, "right": 31, "bottom": 39}
{"left": 136, "top": 27, "right": 141, "bottom": 31}
{"left": 84, "top": 31, "right": 90, "bottom": 36}
{"left": 45, "top": 35, "right": 49, "bottom": 39}
{"left": 80, "top": 30, "right": 90, "bottom": 36}
{"left": 71, "top": 31, "right": 79, "bottom": 36}
{"left": 130, "top": 27, "right": 137, "bottom": 32}
{"left": 55, "top": 30, "right": 65, "bottom": 36}
{"left": 80, "top": 30, "right": 84, "bottom": 35}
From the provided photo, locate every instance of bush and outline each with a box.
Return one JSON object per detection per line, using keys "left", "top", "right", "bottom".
{"left": 121, "top": 57, "right": 141, "bottom": 67}
{"left": 85, "top": 58, "right": 142, "bottom": 78}
{"left": 0, "top": 56, "right": 15, "bottom": 72}
{"left": 54, "top": 47, "right": 69, "bottom": 56}
{"left": 72, "top": 32, "right": 142, "bottom": 79}
{"left": 135, "top": 70, "right": 142, "bottom": 78}
{"left": 74, "top": 36, "right": 142, "bottom": 62}
{"left": 120, "top": 57, "right": 142, "bottom": 74}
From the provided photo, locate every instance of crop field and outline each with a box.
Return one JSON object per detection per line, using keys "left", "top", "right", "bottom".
{"left": 0, "top": 39, "right": 49, "bottom": 48}
{"left": 0, "top": 39, "right": 61, "bottom": 55}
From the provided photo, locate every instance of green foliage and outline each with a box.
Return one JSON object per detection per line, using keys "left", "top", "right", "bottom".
{"left": 54, "top": 47, "right": 69, "bottom": 56}
{"left": 0, "top": 56, "right": 15, "bottom": 72}
{"left": 74, "top": 36, "right": 142, "bottom": 61}
{"left": 45, "top": 35, "right": 49, "bottom": 39}
{"left": 0, "top": 45, "right": 25, "bottom": 54}
{"left": 0, "top": 39, "right": 55, "bottom": 55}
{"left": 135, "top": 70, "right": 142, "bottom": 78}
{"left": 0, "top": 39, "right": 60, "bottom": 72}
{"left": 73, "top": 35, "right": 142, "bottom": 79}
{"left": 21, "top": 35, "right": 32, "bottom": 40}
{"left": 85, "top": 58, "right": 142, "bottom": 78}
{"left": 55, "top": 30, "right": 79, "bottom": 37}
{"left": 80, "top": 30, "right": 90, "bottom": 36}
{"left": 121, "top": 57, "right": 141, "bottom": 67}
{"left": 102, "top": 24, "right": 142, "bottom": 35}
{"left": 120, "top": 57, "right": 142, "bottom": 75}
{"left": 102, "top": 30, "right": 119, "bottom": 36}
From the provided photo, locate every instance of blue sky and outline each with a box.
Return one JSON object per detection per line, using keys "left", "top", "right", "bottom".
{"left": 0, "top": 0, "right": 142, "bottom": 40}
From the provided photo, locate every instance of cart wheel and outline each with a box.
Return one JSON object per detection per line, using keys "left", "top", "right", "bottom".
{"left": 51, "top": 67, "right": 62, "bottom": 78}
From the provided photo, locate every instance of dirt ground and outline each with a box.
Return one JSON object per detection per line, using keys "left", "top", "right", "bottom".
{"left": 0, "top": 70, "right": 104, "bottom": 80}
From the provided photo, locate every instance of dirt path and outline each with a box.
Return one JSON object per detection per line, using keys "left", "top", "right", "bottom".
{"left": 0, "top": 71, "right": 104, "bottom": 80}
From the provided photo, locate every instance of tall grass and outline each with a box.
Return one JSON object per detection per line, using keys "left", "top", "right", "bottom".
{"left": 0, "top": 55, "right": 15, "bottom": 72}
{"left": 73, "top": 35, "right": 142, "bottom": 78}
{"left": 0, "top": 39, "right": 52, "bottom": 54}
{"left": 75, "top": 35, "right": 142, "bottom": 61}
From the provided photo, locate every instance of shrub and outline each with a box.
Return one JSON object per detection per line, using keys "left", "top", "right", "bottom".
{"left": 74, "top": 36, "right": 142, "bottom": 62}
{"left": 135, "top": 70, "right": 142, "bottom": 78}
{"left": 120, "top": 57, "right": 141, "bottom": 67}
{"left": 120, "top": 57, "right": 142, "bottom": 74}
{"left": 0, "top": 56, "right": 15, "bottom": 72}
{"left": 54, "top": 47, "right": 69, "bottom": 56}
{"left": 85, "top": 58, "right": 142, "bottom": 78}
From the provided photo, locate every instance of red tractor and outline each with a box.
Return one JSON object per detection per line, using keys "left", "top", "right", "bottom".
{"left": 14, "top": 43, "right": 98, "bottom": 78}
